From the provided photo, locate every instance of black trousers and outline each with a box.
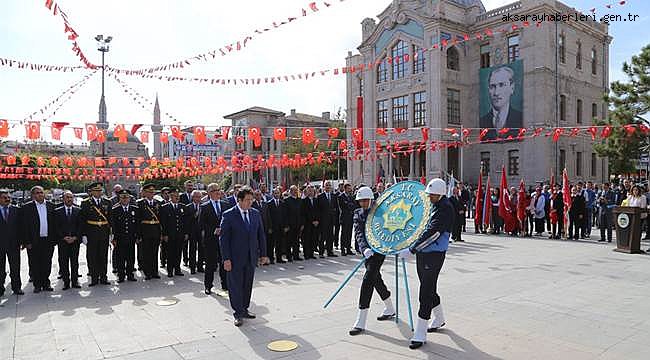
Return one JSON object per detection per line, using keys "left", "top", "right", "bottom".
{"left": 159, "top": 240, "right": 167, "bottom": 266}
{"left": 340, "top": 222, "right": 353, "bottom": 252}
{"left": 287, "top": 226, "right": 301, "bottom": 259}
{"left": 552, "top": 219, "right": 564, "bottom": 238}
{"left": 188, "top": 233, "right": 204, "bottom": 271}
{"left": 452, "top": 221, "right": 462, "bottom": 241}
{"left": 115, "top": 237, "right": 135, "bottom": 279}
{"left": 204, "top": 238, "right": 227, "bottom": 290}
{"left": 320, "top": 223, "right": 335, "bottom": 255}
{"left": 334, "top": 223, "right": 340, "bottom": 248}
{"left": 141, "top": 234, "right": 160, "bottom": 278}
{"left": 111, "top": 246, "right": 118, "bottom": 271}
{"left": 57, "top": 240, "right": 80, "bottom": 284}
{"left": 534, "top": 218, "right": 545, "bottom": 234}
{"left": 568, "top": 216, "right": 584, "bottom": 239}
{"left": 166, "top": 234, "right": 183, "bottom": 274}
{"left": 227, "top": 262, "right": 254, "bottom": 318}
{"left": 182, "top": 236, "right": 190, "bottom": 265}
{"left": 265, "top": 229, "right": 281, "bottom": 261}
{"left": 87, "top": 235, "right": 109, "bottom": 282}
{"left": 359, "top": 253, "right": 390, "bottom": 309}
{"left": 0, "top": 246, "right": 21, "bottom": 292}
{"left": 416, "top": 251, "right": 446, "bottom": 320}
{"left": 28, "top": 238, "right": 55, "bottom": 289}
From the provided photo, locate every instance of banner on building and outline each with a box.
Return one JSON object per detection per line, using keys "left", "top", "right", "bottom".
{"left": 479, "top": 59, "right": 523, "bottom": 140}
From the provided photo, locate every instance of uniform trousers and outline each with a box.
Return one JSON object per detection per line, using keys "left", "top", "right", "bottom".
{"left": 114, "top": 237, "right": 135, "bottom": 279}
{"left": 166, "top": 234, "right": 184, "bottom": 275}
{"left": 86, "top": 231, "right": 109, "bottom": 282}
{"left": 159, "top": 240, "right": 167, "bottom": 267}
{"left": 57, "top": 240, "right": 80, "bottom": 284}
{"left": 140, "top": 229, "right": 160, "bottom": 277}
{"left": 568, "top": 216, "right": 584, "bottom": 239}
{"left": 416, "top": 251, "right": 446, "bottom": 320}
{"left": 358, "top": 253, "right": 390, "bottom": 309}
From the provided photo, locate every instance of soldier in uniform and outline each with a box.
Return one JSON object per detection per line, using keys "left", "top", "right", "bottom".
{"left": 79, "top": 182, "right": 112, "bottom": 286}
{"left": 159, "top": 187, "right": 171, "bottom": 269}
{"left": 160, "top": 188, "right": 187, "bottom": 277}
{"left": 136, "top": 184, "right": 163, "bottom": 280}
{"left": 110, "top": 190, "right": 139, "bottom": 283}
{"left": 54, "top": 190, "right": 81, "bottom": 290}
{"left": 338, "top": 183, "right": 358, "bottom": 255}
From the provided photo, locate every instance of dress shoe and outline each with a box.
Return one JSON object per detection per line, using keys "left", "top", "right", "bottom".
{"left": 57, "top": 275, "right": 62, "bottom": 279}
{"left": 167, "top": 274, "right": 174, "bottom": 278}
{"left": 13, "top": 290, "right": 25, "bottom": 295}
{"left": 43, "top": 286, "right": 54, "bottom": 291}
{"left": 319, "top": 254, "right": 326, "bottom": 259}
{"left": 204, "top": 288, "right": 212, "bottom": 295}
{"left": 269, "top": 260, "right": 275, "bottom": 265}
{"left": 160, "top": 264, "right": 165, "bottom": 269}
{"left": 234, "top": 318, "right": 243, "bottom": 327}
{"left": 183, "top": 262, "right": 189, "bottom": 267}
{"left": 349, "top": 327, "right": 364, "bottom": 336}
{"left": 409, "top": 341, "right": 424, "bottom": 350}
{"left": 190, "top": 270, "right": 196, "bottom": 274}
{"left": 197, "top": 268, "right": 204, "bottom": 273}
{"left": 88, "top": 282, "right": 98, "bottom": 287}
{"left": 175, "top": 270, "right": 184, "bottom": 276}
{"left": 33, "top": 287, "right": 41, "bottom": 293}
{"left": 71, "top": 283, "right": 81, "bottom": 289}
{"left": 153, "top": 275, "right": 161, "bottom": 279}
{"left": 62, "top": 284, "right": 70, "bottom": 290}
{"left": 377, "top": 313, "right": 395, "bottom": 321}
{"left": 112, "top": 269, "right": 118, "bottom": 274}
{"left": 243, "top": 312, "right": 256, "bottom": 319}
{"left": 78, "top": 274, "right": 82, "bottom": 278}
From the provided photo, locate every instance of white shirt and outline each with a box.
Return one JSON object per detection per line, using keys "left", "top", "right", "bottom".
{"left": 237, "top": 205, "right": 250, "bottom": 224}
{"left": 65, "top": 206, "right": 74, "bottom": 217}
{"left": 36, "top": 201, "right": 48, "bottom": 237}
{"left": 626, "top": 195, "right": 647, "bottom": 218}
{"left": 491, "top": 103, "right": 510, "bottom": 129}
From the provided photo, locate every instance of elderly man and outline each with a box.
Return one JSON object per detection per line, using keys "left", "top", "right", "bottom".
{"left": 55, "top": 191, "right": 81, "bottom": 289}
{"left": 79, "top": 183, "right": 112, "bottom": 286}
{"left": 22, "top": 186, "right": 56, "bottom": 292}
{"left": 110, "top": 184, "right": 123, "bottom": 205}
{"left": 301, "top": 186, "right": 320, "bottom": 260}
{"left": 185, "top": 190, "right": 205, "bottom": 274}
{"left": 0, "top": 189, "right": 23, "bottom": 296}
{"left": 201, "top": 183, "right": 231, "bottom": 294}
{"left": 180, "top": 180, "right": 194, "bottom": 205}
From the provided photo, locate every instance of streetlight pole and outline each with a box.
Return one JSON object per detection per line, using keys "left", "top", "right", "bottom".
{"left": 96, "top": 34, "right": 112, "bottom": 185}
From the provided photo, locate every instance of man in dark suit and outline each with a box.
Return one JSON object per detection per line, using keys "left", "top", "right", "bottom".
{"left": 266, "top": 187, "right": 286, "bottom": 264}
{"left": 550, "top": 184, "right": 565, "bottom": 239}
{"left": 184, "top": 190, "right": 205, "bottom": 274}
{"left": 284, "top": 185, "right": 303, "bottom": 261}
{"left": 110, "top": 189, "right": 139, "bottom": 283}
{"left": 318, "top": 181, "right": 339, "bottom": 257}
{"left": 160, "top": 188, "right": 188, "bottom": 277}
{"left": 21, "top": 185, "right": 56, "bottom": 292}
{"left": 220, "top": 186, "right": 268, "bottom": 327}
{"left": 0, "top": 189, "right": 24, "bottom": 296}
{"left": 225, "top": 184, "right": 242, "bottom": 207}
{"left": 136, "top": 184, "right": 163, "bottom": 280}
{"left": 201, "top": 183, "right": 231, "bottom": 294}
{"left": 179, "top": 180, "right": 194, "bottom": 266}
{"left": 338, "top": 183, "right": 358, "bottom": 255}
{"left": 302, "top": 186, "right": 320, "bottom": 260}
{"left": 79, "top": 182, "right": 112, "bottom": 286}
{"left": 55, "top": 190, "right": 82, "bottom": 289}
{"left": 479, "top": 66, "right": 522, "bottom": 139}
{"left": 334, "top": 182, "right": 345, "bottom": 249}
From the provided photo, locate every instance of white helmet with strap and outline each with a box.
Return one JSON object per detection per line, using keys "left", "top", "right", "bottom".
{"left": 355, "top": 186, "right": 374, "bottom": 200}
{"left": 425, "top": 178, "right": 447, "bottom": 195}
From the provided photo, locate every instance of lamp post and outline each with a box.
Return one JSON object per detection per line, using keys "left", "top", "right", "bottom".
{"left": 96, "top": 34, "right": 112, "bottom": 162}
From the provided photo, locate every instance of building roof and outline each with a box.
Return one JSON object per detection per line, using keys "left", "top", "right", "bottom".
{"left": 223, "top": 106, "right": 285, "bottom": 119}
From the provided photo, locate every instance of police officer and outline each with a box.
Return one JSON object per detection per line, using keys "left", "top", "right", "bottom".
{"left": 399, "top": 178, "right": 453, "bottom": 350}
{"left": 160, "top": 188, "right": 187, "bottom": 277}
{"left": 136, "top": 184, "right": 163, "bottom": 280}
{"left": 110, "top": 190, "right": 139, "bottom": 283}
{"left": 159, "top": 187, "right": 171, "bottom": 268}
{"left": 348, "top": 187, "right": 395, "bottom": 336}
{"left": 79, "top": 182, "right": 112, "bottom": 286}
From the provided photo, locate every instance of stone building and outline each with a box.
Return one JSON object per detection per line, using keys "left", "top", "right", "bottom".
{"left": 224, "top": 107, "right": 341, "bottom": 186}
{"left": 345, "top": 0, "right": 611, "bottom": 186}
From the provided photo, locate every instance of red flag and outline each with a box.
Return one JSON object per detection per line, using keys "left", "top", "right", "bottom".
{"left": 96, "top": 129, "right": 106, "bottom": 143}
{"left": 171, "top": 125, "right": 185, "bottom": 141}
{"left": 45, "top": 0, "right": 53, "bottom": 10}
{"left": 26, "top": 121, "right": 41, "bottom": 140}
{"left": 498, "top": 166, "right": 515, "bottom": 232}
{"left": 51, "top": 122, "right": 68, "bottom": 141}
{"left": 140, "top": 131, "right": 149, "bottom": 143}
{"left": 0, "top": 119, "right": 9, "bottom": 138}
{"left": 161, "top": 132, "right": 169, "bottom": 143}
{"left": 274, "top": 128, "right": 287, "bottom": 141}
{"left": 562, "top": 167, "right": 571, "bottom": 211}
{"left": 130, "top": 124, "right": 143, "bottom": 135}
{"left": 483, "top": 175, "right": 492, "bottom": 226}
{"left": 73, "top": 127, "right": 83, "bottom": 140}
{"left": 85, "top": 124, "right": 98, "bottom": 141}
{"left": 517, "top": 179, "right": 527, "bottom": 222}
{"left": 475, "top": 171, "right": 483, "bottom": 223}
{"left": 194, "top": 126, "right": 206, "bottom": 144}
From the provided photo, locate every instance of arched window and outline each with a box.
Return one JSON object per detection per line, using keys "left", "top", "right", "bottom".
{"left": 446, "top": 47, "right": 459, "bottom": 71}
{"left": 391, "top": 40, "right": 407, "bottom": 79}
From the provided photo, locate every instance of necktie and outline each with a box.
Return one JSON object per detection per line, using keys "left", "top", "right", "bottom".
{"left": 276, "top": 199, "right": 279, "bottom": 207}
{"left": 124, "top": 206, "right": 128, "bottom": 213}
{"left": 2, "top": 207, "right": 7, "bottom": 221}
{"left": 244, "top": 211, "right": 250, "bottom": 226}
{"left": 67, "top": 208, "right": 71, "bottom": 218}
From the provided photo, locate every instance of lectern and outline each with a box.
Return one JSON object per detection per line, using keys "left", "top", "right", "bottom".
{"left": 612, "top": 206, "right": 644, "bottom": 254}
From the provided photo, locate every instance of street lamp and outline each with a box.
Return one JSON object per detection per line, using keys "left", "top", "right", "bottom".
{"left": 96, "top": 34, "right": 111, "bottom": 185}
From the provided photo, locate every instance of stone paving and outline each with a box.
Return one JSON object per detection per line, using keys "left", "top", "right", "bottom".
{"left": 1, "top": 226, "right": 650, "bottom": 359}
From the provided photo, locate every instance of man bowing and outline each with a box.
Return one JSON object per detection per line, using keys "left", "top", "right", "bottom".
{"left": 219, "top": 186, "right": 268, "bottom": 327}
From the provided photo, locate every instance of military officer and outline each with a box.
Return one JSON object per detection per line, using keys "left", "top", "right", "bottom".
{"left": 136, "top": 184, "right": 163, "bottom": 280}
{"left": 160, "top": 188, "right": 187, "bottom": 277}
{"left": 159, "top": 187, "right": 171, "bottom": 269}
{"left": 79, "top": 182, "right": 112, "bottom": 286}
{"left": 110, "top": 190, "right": 139, "bottom": 283}
{"left": 399, "top": 178, "right": 453, "bottom": 350}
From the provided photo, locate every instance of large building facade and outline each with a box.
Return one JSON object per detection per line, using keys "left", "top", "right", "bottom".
{"left": 346, "top": 0, "right": 611, "bottom": 186}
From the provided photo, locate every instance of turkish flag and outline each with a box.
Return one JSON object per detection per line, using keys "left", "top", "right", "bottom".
{"left": 85, "top": 124, "right": 98, "bottom": 141}
{"left": 26, "top": 121, "right": 41, "bottom": 140}
{"left": 302, "top": 128, "right": 315, "bottom": 145}
{"left": 140, "top": 131, "right": 149, "bottom": 143}
{"left": 0, "top": 119, "right": 8, "bottom": 137}
{"left": 273, "top": 128, "right": 286, "bottom": 141}
{"left": 194, "top": 126, "right": 206, "bottom": 144}
{"left": 498, "top": 166, "right": 516, "bottom": 232}
{"left": 130, "top": 124, "right": 143, "bottom": 136}
{"left": 171, "top": 125, "right": 185, "bottom": 141}
{"left": 114, "top": 124, "right": 128, "bottom": 143}
{"left": 50, "top": 122, "right": 69, "bottom": 140}
{"left": 161, "top": 132, "right": 169, "bottom": 143}
{"left": 96, "top": 130, "right": 106, "bottom": 143}
{"left": 73, "top": 127, "right": 83, "bottom": 140}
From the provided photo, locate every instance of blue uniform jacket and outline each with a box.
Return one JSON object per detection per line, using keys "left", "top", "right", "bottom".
{"left": 409, "top": 195, "right": 454, "bottom": 254}
{"left": 219, "top": 206, "right": 267, "bottom": 267}
{"left": 353, "top": 207, "right": 371, "bottom": 253}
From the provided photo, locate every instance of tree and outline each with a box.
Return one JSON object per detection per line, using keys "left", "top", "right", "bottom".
{"left": 595, "top": 45, "right": 650, "bottom": 175}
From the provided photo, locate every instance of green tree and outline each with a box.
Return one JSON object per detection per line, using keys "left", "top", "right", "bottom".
{"left": 595, "top": 45, "right": 650, "bottom": 175}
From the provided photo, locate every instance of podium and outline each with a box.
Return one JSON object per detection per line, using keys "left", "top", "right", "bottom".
{"left": 612, "top": 206, "right": 644, "bottom": 254}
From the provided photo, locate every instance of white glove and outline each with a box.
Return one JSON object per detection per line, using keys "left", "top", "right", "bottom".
{"left": 81, "top": 236, "right": 88, "bottom": 245}
{"left": 363, "top": 248, "right": 373, "bottom": 259}
{"left": 398, "top": 248, "right": 413, "bottom": 259}
{"left": 109, "top": 234, "right": 114, "bottom": 242}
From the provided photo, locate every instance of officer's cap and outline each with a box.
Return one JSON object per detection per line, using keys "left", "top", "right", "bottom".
{"left": 87, "top": 182, "right": 103, "bottom": 192}
{"left": 142, "top": 183, "right": 156, "bottom": 191}
{"left": 117, "top": 189, "right": 131, "bottom": 196}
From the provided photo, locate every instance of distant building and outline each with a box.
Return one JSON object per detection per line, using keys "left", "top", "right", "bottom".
{"left": 167, "top": 127, "right": 225, "bottom": 160}
{"left": 1, "top": 140, "right": 90, "bottom": 156}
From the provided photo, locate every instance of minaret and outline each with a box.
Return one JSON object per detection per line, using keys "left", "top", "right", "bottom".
{"left": 152, "top": 93, "right": 163, "bottom": 158}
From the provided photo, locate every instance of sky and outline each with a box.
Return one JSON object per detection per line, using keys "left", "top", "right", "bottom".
{"left": 0, "top": 0, "right": 648, "bottom": 147}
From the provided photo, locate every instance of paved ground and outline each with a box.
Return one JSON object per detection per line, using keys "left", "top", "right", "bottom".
{"left": 1, "top": 226, "right": 649, "bottom": 360}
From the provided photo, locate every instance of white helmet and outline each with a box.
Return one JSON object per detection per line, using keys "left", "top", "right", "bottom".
{"left": 425, "top": 178, "right": 447, "bottom": 195}
{"left": 355, "top": 186, "right": 374, "bottom": 200}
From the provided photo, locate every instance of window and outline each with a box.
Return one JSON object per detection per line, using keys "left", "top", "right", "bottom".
{"left": 480, "top": 44, "right": 491, "bottom": 68}
{"left": 591, "top": 153, "right": 597, "bottom": 177}
{"left": 413, "top": 45, "right": 425, "bottom": 74}
{"left": 560, "top": 149, "right": 566, "bottom": 171}
{"left": 480, "top": 152, "right": 491, "bottom": 174}
{"left": 576, "top": 41, "right": 582, "bottom": 69}
{"left": 447, "top": 89, "right": 461, "bottom": 125}
{"left": 414, "top": 91, "right": 426, "bottom": 127}
{"left": 392, "top": 95, "right": 408, "bottom": 129}
{"left": 377, "top": 100, "right": 388, "bottom": 128}
{"left": 446, "top": 47, "right": 459, "bottom": 70}
{"left": 576, "top": 151, "right": 583, "bottom": 177}
{"left": 558, "top": 33, "right": 566, "bottom": 64}
{"left": 391, "top": 40, "right": 407, "bottom": 80}
{"left": 560, "top": 95, "right": 567, "bottom": 121}
{"left": 376, "top": 60, "right": 387, "bottom": 83}
{"left": 508, "top": 35, "right": 519, "bottom": 62}
{"left": 592, "top": 103, "right": 598, "bottom": 120}
{"left": 591, "top": 48, "right": 597, "bottom": 75}
{"left": 577, "top": 99, "right": 583, "bottom": 124}
{"left": 508, "top": 150, "right": 520, "bottom": 176}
